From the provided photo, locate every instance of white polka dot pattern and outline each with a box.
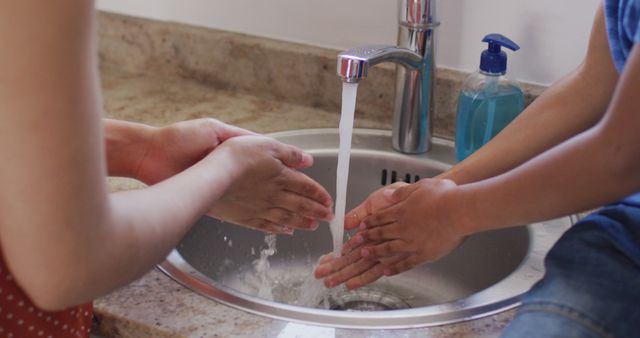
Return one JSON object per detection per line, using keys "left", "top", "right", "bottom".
{"left": 0, "top": 255, "right": 93, "bottom": 338}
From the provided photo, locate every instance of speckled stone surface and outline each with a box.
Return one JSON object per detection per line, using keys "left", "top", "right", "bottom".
{"left": 93, "top": 11, "right": 546, "bottom": 338}
{"left": 96, "top": 11, "right": 546, "bottom": 141}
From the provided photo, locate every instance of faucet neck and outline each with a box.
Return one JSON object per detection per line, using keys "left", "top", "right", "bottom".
{"left": 335, "top": 0, "right": 439, "bottom": 154}
{"left": 399, "top": 0, "right": 439, "bottom": 29}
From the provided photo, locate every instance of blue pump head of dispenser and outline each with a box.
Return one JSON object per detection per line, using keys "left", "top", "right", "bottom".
{"left": 480, "top": 33, "right": 520, "bottom": 75}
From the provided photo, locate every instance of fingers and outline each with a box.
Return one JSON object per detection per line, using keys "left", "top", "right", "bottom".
{"left": 281, "top": 170, "right": 333, "bottom": 208}
{"left": 324, "top": 258, "right": 378, "bottom": 288}
{"left": 387, "top": 182, "right": 420, "bottom": 203}
{"left": 345, "top": 263, "right": 386, "bottom": 290}
{"left": 272, "top": 187, "right": 333, "bottom": 221}
{"left": 281, "top": 187, "right": 331, "bottom": 217}
{"left": 379, "top": 258, "right": 416, "bottom": 277}
{"left": 360, "top": 239, "right": 406, "bottom": 259}
{"left": 344, "top": 182, "right": 407, "bottom": 230}
{"left": 362, "top": 204, "right": 402, "bottom": 228}
{"left": 344, "top": 182, "right": 415, "bottom": 230}
{"left": 315, "top": 241, "right": 409, "bottom": 289}
{"left": 361, "top": 224, "right": 402, "bottom": 242}
{"left": 317, "top": 253, "right": 336, "bottom": 265}
{"left": 261, "top": 208, "right": 318, "bottom": 231}
{"left": 341, "top": 232, "right": 369, "bottom": 254}
{"left": 344, "top": 203, "right": 369, "bottom": 230}
{"left": 242, "top": 218, "right": 294, "bottom": 235}
{"left": 316, "top": 248, "right": 409, "bottom": 289}
{"left": 314, "top": 247, "right": 364, "bottom": 278}
{"left": 272, "top": 142, "right": 314, "bottom": 169}
{"left": 387, "top": 181, "right": 412, "bottom": 189}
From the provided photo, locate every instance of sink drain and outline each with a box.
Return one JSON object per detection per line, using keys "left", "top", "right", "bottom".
{"left": 326, "top": 288, "right": 411, "bottom": 312}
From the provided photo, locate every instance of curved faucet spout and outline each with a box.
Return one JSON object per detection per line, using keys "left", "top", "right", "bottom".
{"left": 337, "top": 45, "right": 423, "bottom": 83}
{"left": 335, "top": 0, "right": 437, "bottom": 154}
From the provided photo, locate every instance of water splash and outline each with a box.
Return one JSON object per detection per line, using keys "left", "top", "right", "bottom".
{"left": 252, "top": 234, "right": 277, "bottom": 300}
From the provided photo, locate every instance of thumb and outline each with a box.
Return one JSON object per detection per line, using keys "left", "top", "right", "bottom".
{"left": 274, "top": 143, "right": 313, "bottom": 169}
{"left": 385, "top": 183, "right": 419, "bottom": 203}
{"left": 216, "top": 123, "right": 257, "bottom": 142}
{"left": 186, "top": 119, "right": 255, "bottom": 149}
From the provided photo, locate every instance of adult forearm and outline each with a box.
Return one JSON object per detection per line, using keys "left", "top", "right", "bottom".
{"left": 95, "top": 153, "right": 232, "bottom": 300}
{"left": 104, "top": 119, "right": 155, "bottom": 179}
{"left": 28, "top": 150, "right": 233, "bottom": 310}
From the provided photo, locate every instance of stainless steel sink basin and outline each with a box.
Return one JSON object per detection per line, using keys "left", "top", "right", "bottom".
{"left": 159, "top": 128, "right": 575, "bottom": 329}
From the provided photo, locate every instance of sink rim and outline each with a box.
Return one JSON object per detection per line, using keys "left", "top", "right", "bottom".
{"left": 158, "top": 128, "right": 576, "bottom": 329}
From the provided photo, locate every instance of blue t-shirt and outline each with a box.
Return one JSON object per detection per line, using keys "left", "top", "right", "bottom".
{"left": 605, "top": 0, "right": 640, "bottom": 202}
{"left": 605, "top": 0, "right": 640, "bottom": 72}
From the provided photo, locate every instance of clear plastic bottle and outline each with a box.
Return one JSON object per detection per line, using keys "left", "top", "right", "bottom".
{"left": 455, "top": 34, "right": 524, "bottom": 162}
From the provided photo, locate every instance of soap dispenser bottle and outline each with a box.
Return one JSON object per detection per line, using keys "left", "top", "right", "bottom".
{"left": 455, "top": 33, "right": 525, "bottom": 162}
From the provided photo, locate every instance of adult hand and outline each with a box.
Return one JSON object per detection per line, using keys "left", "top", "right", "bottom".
{"left": 134, "top": 118, "right": 255, "bottom": 185}
{"left": 315, "top": 179, "right": 466, "bottom": 289}
{"left": 206, "top": 135, "right": 334, "bottom": 234}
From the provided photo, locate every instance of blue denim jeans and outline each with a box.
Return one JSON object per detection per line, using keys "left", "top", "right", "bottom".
{"left": 502, "top": 193, "right": 640, "bottom": 338}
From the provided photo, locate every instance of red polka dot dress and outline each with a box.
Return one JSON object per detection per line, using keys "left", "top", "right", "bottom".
{"left": 0, "top": 254, "right": 93, "bottom": 338}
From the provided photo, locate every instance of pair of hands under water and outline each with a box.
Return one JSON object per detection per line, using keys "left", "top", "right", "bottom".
{"left": 134, "top": 118, "right": 465, "bottom": 290}
{"left": 129, "top": 118, "right": 334, "bottom": 235}
{"left": 314, "top": 179, "right": 467, "bottom": 290}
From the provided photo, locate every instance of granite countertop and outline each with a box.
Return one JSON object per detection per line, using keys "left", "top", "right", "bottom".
{"left": 95, "top": 68, "right": 516, "bottom": 338}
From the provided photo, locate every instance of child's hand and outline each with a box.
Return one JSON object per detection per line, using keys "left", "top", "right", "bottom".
{"left": 313, "top": 181, "right": 408, "bottom": 282}
{"left": 342, "top": 181, "right": 410, "bottom": 232}
{"left": 135, "top": 118, "right": 255, "bottom": 185}
{"left": 206, "top": 135, "right": 334, "bottom": 234}
{"left": 315, "top": 179, "right": 466, "bottom": 289}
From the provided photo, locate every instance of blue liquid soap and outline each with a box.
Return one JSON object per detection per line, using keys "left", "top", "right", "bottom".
{"left": 455, "top": 33, "right": 525, "bottom": 162}
{"left": 455, "top": 85, "right": 524, "bottom": 162}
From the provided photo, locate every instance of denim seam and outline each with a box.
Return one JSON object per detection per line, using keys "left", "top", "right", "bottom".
{"left": 518, "top": 302, "right": 615, "bottom": 338}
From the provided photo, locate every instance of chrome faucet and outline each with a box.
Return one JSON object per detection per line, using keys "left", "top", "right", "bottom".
{"left": 337, "top": 0, "right": 438, "bottom": 154}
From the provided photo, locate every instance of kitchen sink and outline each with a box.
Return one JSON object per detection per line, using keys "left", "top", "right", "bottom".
{"left": 158, "top": 128, "right": 575, "bottom": 329}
